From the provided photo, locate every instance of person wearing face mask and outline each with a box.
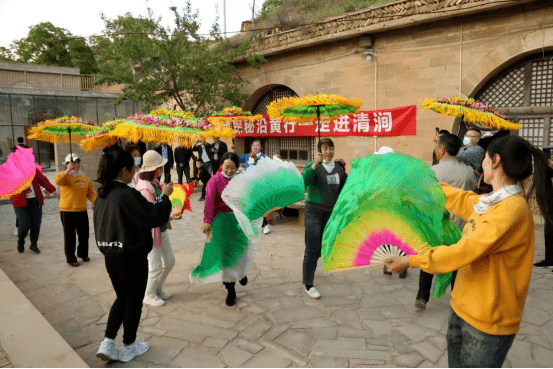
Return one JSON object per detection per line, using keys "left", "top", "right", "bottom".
{"left": 413, "top": 134, "right": 477, "bottom": 310}
{"left": 125, "top": 145, "right": 142, "bottom": 188}
{"left": 191, "top": 152, "right": 250, "bottom": 307}
{"left": 94, "top": 145, "right": 173, "bottom": 363}
{"left": 457, "top": 128, "right": 484, "bottom": 177}
{"left": 55, "top": 154, "right": 97, "bottom": 267}
{"left": 302, "top": 138, "right": 347, "bottom": 299}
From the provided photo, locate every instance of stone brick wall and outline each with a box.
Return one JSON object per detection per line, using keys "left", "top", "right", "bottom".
{"left": 237, "top": 1, "right": 553, "bottom": 166}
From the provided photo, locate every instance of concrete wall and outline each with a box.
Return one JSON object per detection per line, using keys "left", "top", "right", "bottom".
{"left": 0, "top": 61, "right": 80, "bottom": 75}
{"left": 237, "top": 1, "right": 553, "bottom": 165}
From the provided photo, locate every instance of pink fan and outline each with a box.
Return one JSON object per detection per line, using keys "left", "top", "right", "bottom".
{"left": 0, "top": 147, "right": 39, "bottom": 199}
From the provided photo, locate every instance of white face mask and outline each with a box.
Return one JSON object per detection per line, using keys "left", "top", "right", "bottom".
{"left": 134, "top": 157, "right": 142, "bottom": 166}
{"left": 463, "top": 137, "right": 472, "bottom": 146}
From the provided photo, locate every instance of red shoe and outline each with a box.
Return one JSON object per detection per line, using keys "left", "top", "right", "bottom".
{"left": 69, "top": 262, "right": 80, "bottom": 267}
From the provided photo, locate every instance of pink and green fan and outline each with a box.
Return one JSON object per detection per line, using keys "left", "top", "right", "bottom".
{"left": 322, "top": 153, "right": 461, "bottom": 297}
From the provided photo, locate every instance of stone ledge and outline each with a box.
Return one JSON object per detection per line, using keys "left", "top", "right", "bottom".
{"left": 0, "top": 267, "right": 88, "bottom": 368}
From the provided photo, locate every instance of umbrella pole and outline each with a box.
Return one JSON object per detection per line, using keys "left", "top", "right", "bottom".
{"left": 317, "top": 105, "right": 321, "bottom": 151}
{"left": 68, "top": 126, "right": 73, "bottom": 162}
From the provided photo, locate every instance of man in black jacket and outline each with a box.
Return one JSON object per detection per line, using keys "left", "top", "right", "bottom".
{"left": 155, "top": 144, "right": 174, "bottom": 183}
{"left": 210, "top": 137, "right": 228, "bottom": 174}
{"left": 174, "top": 146, "right": 194, "bottom": 184}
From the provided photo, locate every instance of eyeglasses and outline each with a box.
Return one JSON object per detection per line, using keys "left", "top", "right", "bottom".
{"left": 465, "top": 135, "right": 479, "bottom": 138}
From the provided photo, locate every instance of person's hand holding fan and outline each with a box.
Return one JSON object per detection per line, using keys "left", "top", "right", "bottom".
{"left": 169, "top": 182, "right": 194, "bottom": 217}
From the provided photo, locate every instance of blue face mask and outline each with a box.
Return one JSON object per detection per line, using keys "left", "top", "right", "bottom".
{"left": 134, "top": 157, "right": 142, "bottom": 166}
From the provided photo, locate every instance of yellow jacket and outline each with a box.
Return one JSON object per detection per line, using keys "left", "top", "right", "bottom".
{"left": 409, "top": 183, "right": 534, "bottom": 335}
{"left": 55, "top": 172, "right": 96, "bottom": 212}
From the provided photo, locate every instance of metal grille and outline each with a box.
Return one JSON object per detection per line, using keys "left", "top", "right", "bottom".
{"left": 530, "top": 59, "right": 553, "bottom": 106}
{"left": 252, "top": 86, "right": 297, "bottom": 115}
{"left": 519, "top": 117, "right": 545, "bottom": 147}
{"left": 265, "top": 138, "right": 280, "bottom": 157}
{"left": 478, "top": 66, "right": 525, "bottom": 108}
{"left": 279, "top": 137, "right": 314, "bottom": 162}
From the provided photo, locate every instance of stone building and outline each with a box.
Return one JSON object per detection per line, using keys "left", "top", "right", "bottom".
{"left": 0, "top": 61, "right": 140, "bottom": 176}
{"left": 234, "top": 0, "right": 553, "bottom": 165}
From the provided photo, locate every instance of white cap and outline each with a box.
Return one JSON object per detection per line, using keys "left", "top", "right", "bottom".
{"left": 65, "top": 153, "right": 80, "bottom": 163}
{"left": 373, "top": 146, "right": 395, "bottom": 155}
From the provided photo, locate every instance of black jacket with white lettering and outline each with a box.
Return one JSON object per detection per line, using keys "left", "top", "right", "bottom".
{"left": 93, "top": 181, "right": 172, "bottom": 258}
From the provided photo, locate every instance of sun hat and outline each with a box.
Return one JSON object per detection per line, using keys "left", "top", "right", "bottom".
{"left": 64, "top": 153, "right": 80, "bottom": 163}
{"left": 140, "top": 150, "right": 167, "bottom": 173}
{"left": 373, "top": 146, "right": 395, "bottom": 155}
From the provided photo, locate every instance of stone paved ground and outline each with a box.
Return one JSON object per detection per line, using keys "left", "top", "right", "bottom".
{"left": 1, "top": 175, "right": 553, "bottom": 368}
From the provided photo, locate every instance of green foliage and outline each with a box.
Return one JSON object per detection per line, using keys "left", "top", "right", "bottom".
{"left": 7, "top": 22, "right": 98, "bottom": 74}
{"left": 94, "top": 1, "right": 266, "bottom": 116}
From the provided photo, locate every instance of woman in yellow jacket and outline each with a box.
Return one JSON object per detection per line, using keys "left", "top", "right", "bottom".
{"left": 55, "top": 154, "right": 97, "bottom": 267}
{"left": 387, "top": 135, "right": 553, "bottom": 368}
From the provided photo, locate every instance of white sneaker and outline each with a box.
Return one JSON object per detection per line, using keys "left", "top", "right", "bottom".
{"left": 263, "top": 225, "right": 271, "bottom": 234}
{"left": 13, "top": 227, "right": 18, "bottom": 237}
{"left": 305, "top": 287, "right": 321, "bottom": 299}
{"left": 96, "top": 339, "right": 118, "bottom": 361}
{"left": 158, "top": 290, "right": 172, "bottom": 300}
{"left": 118, "top": 340, "right": 150, "bottom": 363}
{"left": 143, "top": 296, "right": 165, "bottom": 306}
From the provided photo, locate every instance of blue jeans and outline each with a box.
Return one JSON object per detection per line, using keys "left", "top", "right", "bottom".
{"left": 447, "top": 309, "right": 515, "bottom": 368}
{"left": 14, "top": 198, "right": 42, "bottom": 247}
{"left": 176, "top": 164, "right": 190, "bottom": 184}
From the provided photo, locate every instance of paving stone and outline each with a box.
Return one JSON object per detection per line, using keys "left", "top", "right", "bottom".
{"left": 311, "top": 343, "right": 391, "bottom": 361}
{"left": 414, "top": 308, "right": 450, "bottom": 332}
{"left": 316, "top": 337, "right": 366, "bottom": 350}
{"left": 239, "top": 317, "right": 273, "bottom": 341}
{"left": 275, "top": 330, "right": 315, "bottom": 356}
{"left": 134, "top": 337, "right": 186, "bottom": 366}
{"left": 157, "top": 318, "right": 237, "bottom": 340}
{"left": 235, "top": 338, "right": 264, "bottom": 354}
{"left": 393, "top": 352, "right": 425, "bottom": 367}
{"left": 428, "top": 335, "right": 448, "bottom": 351}
{"left": 141, "top": 317, "right": 161, "bottom": 327}
{"left": 242, "top": 348, "right": 292, "bottom": 368}
{"left": 233, "top": 314, "right": 262, "bottom": 332}
{"left": 508, "top": 357, "right": 542, "bottom": 368}
{"left": 245, "top": 304, "right": 267, "bottom": 314}
{"left": 362, "top": 320, "right": 391, "bottom": 336}
{"left": 273, "top": 307, "right": 323, "bottom": 323}
{"left": 178, "top": 313, "right": 235, "bottom": 329}
{"left": 381, "top": 306, "right": 414, "bottom": 319}
{"left": 524, "top": 334, "right": 553, "bottom": 348}
{"left": 202, "top": 337, "right": 228, "bottom": 349}
{"left": 367, "top": 335, "right": 392, "bottom": 347}
{"left": 395, "top": 324, "right": 438, "bottom": 343}
{"left": 64, "top": 330, "right": 92, "bottom": 349}
{"left": 169, "top": 347, "right": 225, "bottom": 368}
{"left": 533, "top": 345, "right": 553, "bottom": 368}
{"left": 337, "top": 325, "right": 372, "bottom": 339}
{"left": 311, "top": 356, "right": 349, "bottom": 367}
{"left": 348, "top": 358, "right": 387, "bottom": 366}
{"left": 308, "top": 327, "right": 338, "bottom": 340}
{"left": 333, "top": 309, "right": 363, "bottom": 329}
{"left": 523, "top": 306, "right": 551, "bottom": 327}
{"left": 411, "top": 341, "right": 443, "bottom": 363}
{"left": 508, "top": 339, "right": 533, "bottom": 361}
{"left": 260, "top": 339, "right": 308, "bottom": 366}
{"left": 357, "top": 307, "right": 387, "bottom": 321}
{"left": 321, "top": 295, "right": 360, "bottom": 306}
{"left": 292, "top": 318, "right": 337, "bottom": 329}
{"left": 220, "top": 344, "right": 254, "bottom": 367}
{"left": 392, "top": 340, "right": 416, "bottom": 354}
{"left": 263, "top": 323, "right": 291, "bottom": 340}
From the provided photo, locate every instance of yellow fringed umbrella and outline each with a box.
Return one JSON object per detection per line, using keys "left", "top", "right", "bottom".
{"left": 208, "top": 107, "right": 264, "bottom": 130}
{"left": 267, "top": 94, "right": 363, "bottom": 143}
{"left": 79, "top": 120, "right": 122, "bottom": 152}
{"left": 28, "top": 116, "right": 98, "bottom": 161}
{"left": 420, "top": 97, "right": 521, "bottom": 130}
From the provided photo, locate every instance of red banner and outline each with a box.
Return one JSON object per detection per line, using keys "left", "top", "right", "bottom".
{"left": 234, "top": 105, "right": 416, "bottom": 137}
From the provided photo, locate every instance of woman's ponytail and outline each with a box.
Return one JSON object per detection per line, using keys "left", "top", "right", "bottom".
{"left": 96, "top": 145, "right": 134, "bottom": 198}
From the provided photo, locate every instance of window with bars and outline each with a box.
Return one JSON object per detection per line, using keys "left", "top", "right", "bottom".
{"left": 475, "top": 53, "right": 553, "bottom": 148}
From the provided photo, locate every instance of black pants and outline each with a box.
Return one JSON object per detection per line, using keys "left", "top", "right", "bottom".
{"left": 201, "top": 182, "right": 207, "bottom": 199}
{"left": 176, "top": 164, "right": 190, "bottom": 184}
{"left": 545, "top": 222, "right": 553, "bottom": 261}
{"left": 60, "top": 211, "right": 89, "bottom": 264}
{"left": 416, "top": 270, "right": 457, "bottom": 302}
{"left": 164, "top": 163, "right": 172, "bottom": 184}
{"left": 104, "top": 256, "right": 148, "bottom": 345}
{"left": 14, "top": 198, "right": 42, "bottom": 247}
{"left": 303, "top": 205, "right": 332, "bottom": 286}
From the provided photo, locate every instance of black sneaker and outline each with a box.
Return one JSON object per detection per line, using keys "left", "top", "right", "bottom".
{"left": 383, "top": 266, "right": 392, "bottom": 276}
{"left": 399, "top": 270, "right": 408, "bottom": 279}
{"left": 17, "top": 243, "right": 24, "bottom": 253}
{"left": 533, "top": 260, "right": 553, "bottom": 268}
{"left": 29, "top": 246, "right": 41, "bottom": 254}
{"left": 239, "top": 276, "right": 248, "bottom": 286}
{"left": 198, "top": 197, "right": 205, "bottom": 202}
{"left": 225, "top": 289, "right": 236, "bottom": 306}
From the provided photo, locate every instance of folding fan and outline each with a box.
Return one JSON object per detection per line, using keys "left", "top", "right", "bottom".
{"left": 221, "top": 156, "right": 305, "bottom": 239}
{"left": 169, "top": 182, "right": 194, "bottom": 215}
{"left": 0, "top": 146, "right": 40, "bottom": 199}
{"left": 321, "top": 153, "right": 461, "bottom": 298}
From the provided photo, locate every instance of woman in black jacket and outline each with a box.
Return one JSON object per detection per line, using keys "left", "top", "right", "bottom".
{"left": 94, "top": 146, "right": 173, "bottom": 363}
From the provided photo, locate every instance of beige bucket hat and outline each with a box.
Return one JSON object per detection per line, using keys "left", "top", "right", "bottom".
{"left": 140, "top": 150, "right": 167, "bottom": 173}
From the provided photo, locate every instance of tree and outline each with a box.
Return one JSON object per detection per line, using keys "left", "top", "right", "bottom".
{"left": 93, "top": 2, "right": 266, "bottom": 116}
{"left": 5, "top": 22, "right": 98, "bottom": 74}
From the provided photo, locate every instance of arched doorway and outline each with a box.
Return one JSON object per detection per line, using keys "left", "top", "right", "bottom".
{"left": 243, "top": 85, "right": 316, "bottom": 162}
{"left": 473, "top": 52, "right": 553, "bottom": 149}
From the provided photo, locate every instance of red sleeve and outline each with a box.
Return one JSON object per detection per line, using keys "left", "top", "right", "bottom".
{"left": 36, "top": 170, "right": 56, "bottom": 193}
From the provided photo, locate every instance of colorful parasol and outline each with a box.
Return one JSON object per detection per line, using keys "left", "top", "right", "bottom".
{"left": 420, "top": 96, "right": 521, "bottom": 130}
{"left": 222, "top": 156, "right": 305, "bottom": 239}
{"left": 321, "top": 152, "right": 461, "bottom": 298}
{"left": 79, "top": 120, "right": 122, "bottom": 152}
{"left": 169, "top": 182, "right": 194, "bottom": 215}
{"left": 208, "top": 107, "right": 264, "bottom": 130}
{"left": 0, "top": 146, "right": 41, "bottom": 199}
{"left": 110, "top": 109, "right": 235, "bottom": 148}
{"left": 28, "top": 116, "right": 97, "bottom": 161}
